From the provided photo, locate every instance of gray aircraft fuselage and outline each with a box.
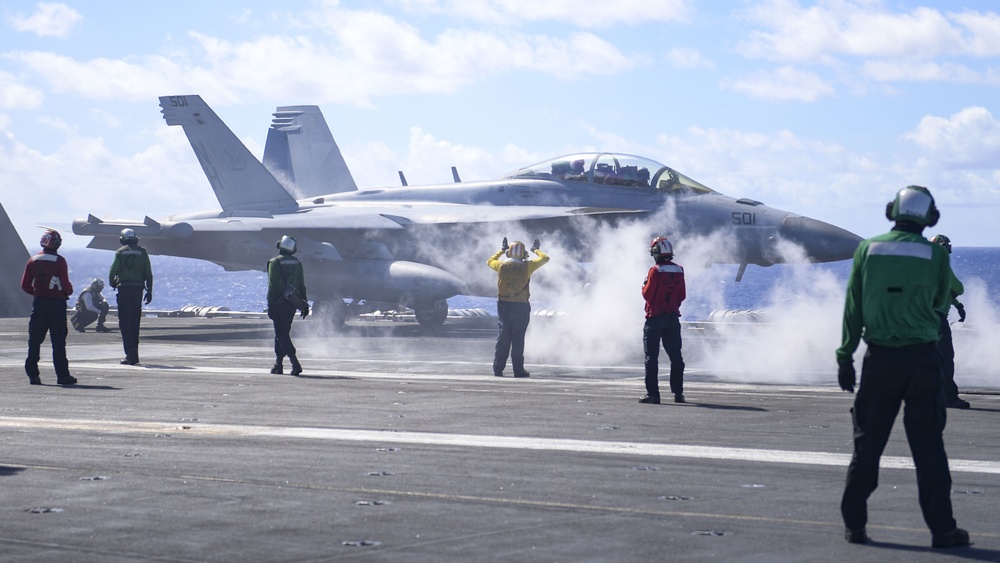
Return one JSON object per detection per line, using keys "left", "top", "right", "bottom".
{"left": 73, "top": 95, "right": 862, "bottom": 325}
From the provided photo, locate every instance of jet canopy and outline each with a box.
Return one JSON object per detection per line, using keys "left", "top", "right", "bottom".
{"left": 500, "top": 152, "right": 715, "bottom": 195}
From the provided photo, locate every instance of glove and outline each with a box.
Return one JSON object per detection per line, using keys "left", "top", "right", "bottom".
{"left": 143, "top": 290, "right": 152, "bottom": 305}
{"left": 501, "top": 237, "right": 509, "bottom": 252}
{"left": 300, "top": 306, "right": 309, "bottom": 319}
{"left": 110, "top": 276, "right": 119, "bottom": 289}
{"left": 531, "top": 239, "right": 540, "bottom": 252}
{"left": 956, "top": 303, "right": 966, "bottom": 322}
{"left": 837, "top": 360, "right": 856, "bottom": 393}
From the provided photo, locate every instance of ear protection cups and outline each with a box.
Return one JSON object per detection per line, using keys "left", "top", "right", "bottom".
{"left": 926, "top": 206, "right": 939, "bottom": 227}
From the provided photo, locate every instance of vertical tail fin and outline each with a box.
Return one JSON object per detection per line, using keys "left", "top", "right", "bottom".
{"left": 159, "top": 95, "right": 298, "bottom": 212}
{"left": 263, "top": 105, "right": 358, "bottom": 198}
{"left": 0, "top": 202, "right": 33, "bottom": 317}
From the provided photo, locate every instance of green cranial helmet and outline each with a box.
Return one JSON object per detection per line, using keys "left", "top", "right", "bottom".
{"left": 119, "top": 228, "right": 139, "bottom": 245}
{"left": 276, "top": 235, "right": 297, "bottom": 254}
{"left": 886, "top": 185, "right": 939, "bottom": 226}
{"left": 931, "top": 234, "right": 952, "bottom": 253}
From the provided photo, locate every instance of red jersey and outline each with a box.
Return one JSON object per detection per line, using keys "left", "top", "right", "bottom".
{"left": 21, "top": 250, "right": 73, "bottom": 300}
{"left": 642, "top": 261, "right": 685, "bottom": 318}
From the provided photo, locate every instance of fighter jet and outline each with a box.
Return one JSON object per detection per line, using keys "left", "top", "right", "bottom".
{"left": 73, "top": 95, "right": 861, "bottom": 327}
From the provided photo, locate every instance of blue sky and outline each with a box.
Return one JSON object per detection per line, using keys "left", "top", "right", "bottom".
{"left": 2, "top": 0, "right": 999, "bottom": 249}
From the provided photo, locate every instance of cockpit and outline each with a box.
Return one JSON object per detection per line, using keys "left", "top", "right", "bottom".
{"left": 500, "top": 153, "right": 715, "bottom": 195}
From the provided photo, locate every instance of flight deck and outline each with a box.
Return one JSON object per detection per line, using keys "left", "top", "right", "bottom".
{"left": 0, "top": 315, "right": 997, "bottom": 562}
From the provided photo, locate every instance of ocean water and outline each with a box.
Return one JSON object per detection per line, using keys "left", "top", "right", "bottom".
{"left": 61, "top": 248, "right": 1000, "bottom": 319}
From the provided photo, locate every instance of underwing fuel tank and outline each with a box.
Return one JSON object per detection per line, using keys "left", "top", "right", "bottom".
{"left": 309, "top": 259, "right": 467, "bottom": 304}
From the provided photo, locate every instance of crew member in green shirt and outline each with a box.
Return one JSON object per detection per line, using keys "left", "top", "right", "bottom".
{"left": 836, "top": 186, "right": 968, "bottom": 549}
{"left": 109, "top": 228, "right": 152, "bottom": 365}
{"left": 267, "top": 235, "right": 309, "bottom": 375}
{"left": 929, "top": 234, "right": 970, "bottom": 409}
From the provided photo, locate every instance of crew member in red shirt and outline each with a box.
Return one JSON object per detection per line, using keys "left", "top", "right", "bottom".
{"left": 20, "top": 229, "right": 77, "bottom": 385}
{"left": 640, "top": 236, "right": 685, "bottom": 404}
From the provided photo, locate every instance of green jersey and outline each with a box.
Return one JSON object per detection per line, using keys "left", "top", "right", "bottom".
{"left": 267, "top": 253, "right": 307, "bottom": 306}
{"left": 110, "top": 244, "right": 153, "bottom": 290}
{"left": 936, "top": 268, "right": 964, "bottom": 314}
{"left": 836, "top": 229, "right": 951, "bottom": 363}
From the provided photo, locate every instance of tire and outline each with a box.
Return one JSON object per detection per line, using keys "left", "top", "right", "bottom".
{"left": 413, "top": 300, "right": 448, "bottom": 327}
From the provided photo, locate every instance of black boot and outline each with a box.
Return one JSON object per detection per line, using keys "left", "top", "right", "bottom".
{"left": 289, "top": 355, "right": 302, "bottom": 376}
{"left": 25, "top": 360, "right": 41, "bottom": 385}
{"left": 270, "top": 363, "right": 283, "bottom": 374}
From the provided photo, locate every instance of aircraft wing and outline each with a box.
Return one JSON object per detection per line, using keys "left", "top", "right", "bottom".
{"left": 74, "top": 204, "right": 643, "bottom": 239}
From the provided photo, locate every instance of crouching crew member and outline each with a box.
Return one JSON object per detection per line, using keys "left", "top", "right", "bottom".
{"left": 71, "top": 278, "right": 111, "bottom": 333}
{"left": 110, "top": 228, "right": 153, "bottom": 365}
{"left": 836, "top": 186, "right": 968, "bottom": 548}
{"left": 640, "top": 236, "right": 686, "bottom": 404}
{"left": 21, "top": 229, "right": 76, "bottom": 385}
{"left": 488, "top": 238, "right": 549, "bottom": 378}
{"left": 267, "top": 235, "right": 309, "bottom": 375}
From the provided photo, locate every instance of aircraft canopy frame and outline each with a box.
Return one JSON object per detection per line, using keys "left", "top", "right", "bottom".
{"left": 500, "top": 152, "right": 715, "bottom": 195}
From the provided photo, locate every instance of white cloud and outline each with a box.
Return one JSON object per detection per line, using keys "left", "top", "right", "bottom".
{"left": 904, "top": 106, "right": 1000, "bottom": 170}
{"left": 393, "top": 0, "right": 693, "bottom": 28}
{"left": 736, "top": 1, "right": 1000, "bottom": 61}
{"left": 948, "top": 9, "right": 1000, "bottom": 57}
{"left": 862, "top": 59, "right": 996, "bottom": 84}
{"left": 664, "top": 47, "right": 713, "bottom": 69}
{"left": 9, "top": 52, "right": 192, "bottom": 101}
{"left": 8, "top": 2, "right": 81, "bottom": 38}
{"left": 9, "top": 8, "right": 642, "bottom": 106}
{"left": 0, "top": 71, "right": 44, "bottom": 108}
{"left": 1, "top": 124, "right": 220, "bottom": 250}
{"left": 88, "top": 107, "right": 123, "bottom": 128}
{"left": 36, "top": 114, "right": 74, "bottom": 133}
{"left": 720, "top": 66, "right": 835, "bottom": 102}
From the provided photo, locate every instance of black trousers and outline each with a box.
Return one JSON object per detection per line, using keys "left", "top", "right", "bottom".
{"left": 494, "top": 300, "right": 531, "bottom": 374}
{"left": 841, "top": 343, "right": 956, "bottom": 535}
{"left": 116, "top": 286, "right": 144, "bottom": 362}
{"left": 26, "top": 297, "right": 71, "bottom": 379}
{"left": 268, "top": 300, "right": 298, "bottom": 365}
{"left": 643, "top": 313, "right": 684, "bottom": 399}
{"left": 71, "top": 302, "right": 109, "bottom": 330}
{"left": 938, "top": 312, "right": 959, "bottom": 402}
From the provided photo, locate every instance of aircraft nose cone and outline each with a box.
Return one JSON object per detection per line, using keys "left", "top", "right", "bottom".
{"left": 779, "top": 216, "right": 862, "bottom": 263}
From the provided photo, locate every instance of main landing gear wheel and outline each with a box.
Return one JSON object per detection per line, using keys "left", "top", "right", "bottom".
{"left": 313, "top": 299, "right": 349, "bottom": 329}
{"left": 413, "top": 300, "right": 448, "bottom": 327}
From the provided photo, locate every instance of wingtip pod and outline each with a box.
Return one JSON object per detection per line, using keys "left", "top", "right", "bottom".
{"left": 72, "top": 215, "right": 165, "bottom": 238}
